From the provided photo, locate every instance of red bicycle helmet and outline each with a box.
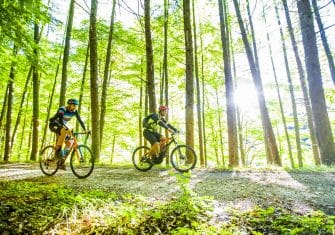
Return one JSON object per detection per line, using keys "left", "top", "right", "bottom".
{"left": 159, "top": 105, "right": 169, "bottom": 111}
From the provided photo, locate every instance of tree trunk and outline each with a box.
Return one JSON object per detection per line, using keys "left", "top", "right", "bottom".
{"left": 77, "top": 43, "right": 90, "bottom": 131}
{"left": 163, "top": 0, "right": 170, "bottom": 166}
{"left": 297, "top": 0, "right": 335, "bottom": 165}
{"left": 246, "top": 0, "right": 260, "bottom": 71}
{"left": 219, "top": 0, "right": 238, "bottom": 167}
{"left": 41, "top": 66, "right": 58, "bottom": 151}
{"left": 89, "top": 0, "right": 101, "bottom": 161}
{"left": 100, "top": 0, "right": 116, "bottom": 148}
{"left": 19, "top": 92, "right": 30, "bottom": 162}
{"left": 281, "top": 0, "right": 321, "bottom": 165}
{"left": 139, "top": 78, "right": 144, "bottom": 149}
{"left": 192, "top": 0, "right": 204, "bottom": 167}
{"left": 199, "top": 23, "right": 208, "bottom": 167}
{"left": 233, "top": 0, "right": 281, "bottom": 166}
{"left": 264, "top": 4, "right": 294, "bottom": 168}
{"left": 183, "top": 0, "right": 195, "bottom": 153}
{"left": 110, "top": 135, "right": 116, "bottom": 164}
{"left": 311, "top": 0, "right": 335, "bottom": 86}
{"left": 59, "top": 0, "right": 75, "bottom": 106}
{"left": 0, "top": 85, "right": 9, "bottom": 133}
{"left": 215, "top": 88, "right": 225, "bottom": 167}
{"left": 30, "top": 23, "right": 40, "bottom": 161}
{"left": 4, "top": 46, "right": 17, "bottom": 162}
{"left": 144, "top": 0, "right": 156, "bottom": 113}
{"left": 11, "top": 67, "right": 32, "bottom": 149}
{"left": 230, "top": 28, "right": 246, "bottom": 166}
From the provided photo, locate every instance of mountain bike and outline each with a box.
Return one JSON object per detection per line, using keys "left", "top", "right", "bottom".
{"left": 132, "top": 133, "right": 197, "bottom": 173}
{"left": 39, "top": 130, "right": 94, "bottom": 179}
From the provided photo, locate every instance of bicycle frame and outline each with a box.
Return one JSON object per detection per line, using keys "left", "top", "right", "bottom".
{"left": 159, "top": 135, "right": 178, "bottom": 158}
{"left": 63, "top": 132, "right": 88, "bottom": 161}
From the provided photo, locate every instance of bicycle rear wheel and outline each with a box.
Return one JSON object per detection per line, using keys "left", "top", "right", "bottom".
{"left": 70, "top": 145, "right": 94, "bottom": 179}
{"left": 170, "top": 145, "right": 197, "bottom": 173}
{"left": 132, "top": 146, "right": 153, "bottom": 171}
{"left": 39, "top": 145, "right": 59, "bottom": 176}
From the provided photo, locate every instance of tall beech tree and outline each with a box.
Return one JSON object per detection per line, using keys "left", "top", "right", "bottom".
{"left": 311, "top": 0, "right": 335, "bottom": 86}
{"left": 192, "top": 0, "right": 204, "bottom": 167}
{"left": 89, "top": 0, "right": 101, "bottom": 161}
{"left": 0, "top": 85, "right": 9, "bottom": 134}
{"left": 266, "top": 4, "right": 294, "bottom": 168}
{"left": 272, "top": 5, "right": 296, "bottom": 168}
{"left": 297, "top": 0, "right": 335, "bottom": 165}
{"left": 281, "top": 0, "right": 320, "bottom": 165}
{"left": 163, "top": 0, "right": 170, "bottom": 165}
{"left": 144, "top": 0, "right": 156, "bottom": 113}
{"left": 3, "top": 47, "right": 17, "bottom": 162}
{"left": 272, "top": 2, "right": 302, "bottom": 167}
{"left": 232, "top": 0, "right": 281, "bottom": 166}
{"left": 100, "top": 0, "right": 116, "bottom": 148}
{"left": 12, "top": 68, "right": 32, "bottom": 150}
{"left": 59, "top": 0, "right": 75, "bottom": 106}
{"left": 218, "top": 0, "right": 238, "bottom": 167}
{"left": 183, "top": 0, "right": 195, "bottom": 153}
{"left": 30, "top": 23, "right": 40, "bottom": 161}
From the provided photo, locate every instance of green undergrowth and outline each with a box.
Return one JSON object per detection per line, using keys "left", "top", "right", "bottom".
{"left": 0, "top": 174, "right": 334, "bottom": 234}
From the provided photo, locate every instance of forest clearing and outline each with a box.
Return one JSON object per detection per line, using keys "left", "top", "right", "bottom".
{"left": 0, "top": 163, "right": 334, "bottom": 234}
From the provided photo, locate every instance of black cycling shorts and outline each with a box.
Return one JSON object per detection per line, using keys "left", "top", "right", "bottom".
{"left": 143, "top": 129, "right": 162, "bottom": 145}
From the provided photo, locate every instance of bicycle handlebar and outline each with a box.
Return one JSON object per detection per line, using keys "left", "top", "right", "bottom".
{"left": 62, "top": 124, "right": 91, "bottom": 136}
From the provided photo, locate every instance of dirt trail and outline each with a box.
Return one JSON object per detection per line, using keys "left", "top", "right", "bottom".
{"left": 0, "top": 163, "right": 334, "bottom": 215}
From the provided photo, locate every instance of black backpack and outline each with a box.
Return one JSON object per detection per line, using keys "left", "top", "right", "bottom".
{"left": 49, "top": 113, "right": 62, "bottom": 133}
{"left": 142, "top": 115, "right": 150, "bottom": 128}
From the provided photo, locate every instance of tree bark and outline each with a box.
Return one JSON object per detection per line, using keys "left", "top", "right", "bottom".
{"left": 11, "top": 67, "right": 32, "bottom": 149}
{"left": 230, "top": 28, "right": 246, "bottom": 166}
{"left": 77, "top": 43, "right": 89, "bottom": 131}
{"left": 59, "top": 0, "right": 75, "bottom": 106}
{"left": 19, "top": 92, "right": 30, "bottom": 162}
{"left": 281, "top": 0, "right": 320, "bottom": 165}
{"left": 41, "top": 65, "right": 58, "bottom": 151}
{"left": 100, "top": 0, "right": 116, "bottom": 147}
{"left": 219, "top": 0, "right": 238, "bottom": 167}
{"left": 297, "top": 0, "right": 335, "bottom": 165}
{"left": 144, "top": 0, "right": 156, "bottom": 113}
{"left": 183, "top": 0, "right": 195, "bottom": 153}
{"left": 246, "top": 0, "right": 260, "bottom": 71}
{"left": 30, "top": 23, "right": 40, "bottom": 161}
{"left": 192, "top": 0, "right": 204, "bottom": 167}
{"left": 0, "top": 85, "right": 9, "bottom": 133}
{"left": 311, "top": 0, "right": 335, "bottom": 86}
{"left": 233, "top": 0, "right": 281, "bottom": 166}
{"left": 4, "top": 46, "right": 17, "bottom": 162}
{"left": 265, "top": 4, "right": 294, "bottom": 168}
{"left": 163, "top": 0, "right": 170, "bottom": 166}
{"left": 89, "top": 0, "right": 101, "bottom": 161}
{"left": 200, "top": 32, "right": 208, "bottom": 167}
{"left": 215, "top": 87, "right": 225, "bottom": 167}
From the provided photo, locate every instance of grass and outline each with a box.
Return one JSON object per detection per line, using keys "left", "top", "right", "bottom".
{"left": 0, "top": 172, "right": 334, "bottom": 234}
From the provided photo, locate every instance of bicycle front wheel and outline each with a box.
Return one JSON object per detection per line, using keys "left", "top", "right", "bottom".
{"left": 170, "top": 145, "right": 197, "bottom": 173}
{"left": 39, "top": 145, "right": 59, "bottom": 176}
{"left": 132, "top": 146, "right": 153, "bottom": 171}
{"left": 70, "top": 145, "right": 94, "bottom": 179}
